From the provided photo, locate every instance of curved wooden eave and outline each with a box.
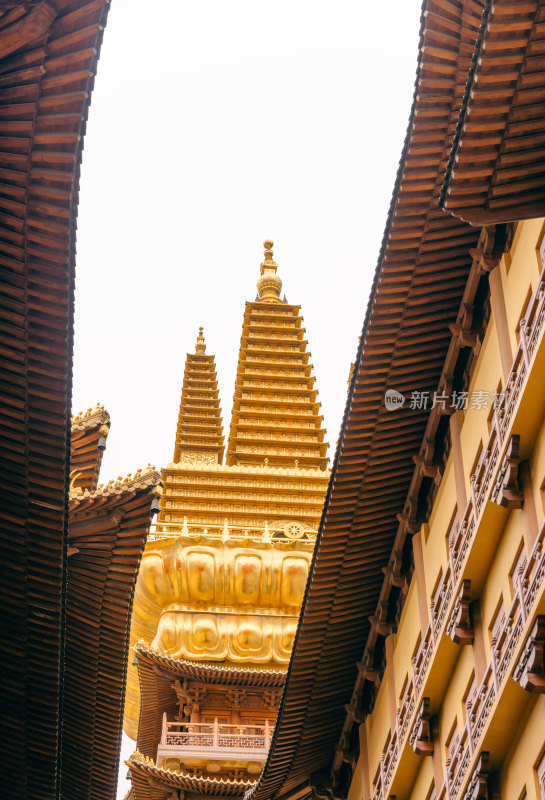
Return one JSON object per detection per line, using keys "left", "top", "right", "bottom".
{"left": 70, "top": 405, "right": 111, "bottom": 491}
{"left": 62, "top": 471, "right": 162, "bottom": 800}
{"left": 128, "top": 754, "right": 257, "bottom": 800}
{"left": 441, "top": 0, "right": 545, "bottom": 224}
{"left": 135, "top": 643, "right": 287, "bottom": 687}
{"left": 0, "top": 3, "right": 111, "bottom": 799}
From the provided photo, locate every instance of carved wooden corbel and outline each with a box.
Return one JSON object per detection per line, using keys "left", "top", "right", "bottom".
{"left": 382, "top": 549, "right": 409, "bottom": 590}
{"left": 356, "top": 650, "right": 379, "bottom": 685}
{"left": 397, "top": 493, "right": 421, "bottom": 534}
{"left": 491, "top": 435, "right": 524, "bottom": 509}
{"left": 514, "top": 615, "right": 545, "bottom": 693}
{"left": 449, "top": 303, "right": 481, "bottom": 354}
{"left": 470, "top": 224, "right": 510, "bottom": 274}
{"left": 369, "top": 601, "right": 397, "bottom": 637}
{"left": 310, "top": 774, "right": 333, "bottom": 800}
{"left": 446, "top": 579, "right": 474, "bottom": 644}
{"left": 410, "top": 697, "right": 434, "bottom": 756}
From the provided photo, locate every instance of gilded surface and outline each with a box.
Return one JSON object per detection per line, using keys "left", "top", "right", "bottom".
{"left": 152, "top": 612, "right": 298, "bottom": 662}
{"left": 124, "top": 244, "right": 330, "bottom": 741}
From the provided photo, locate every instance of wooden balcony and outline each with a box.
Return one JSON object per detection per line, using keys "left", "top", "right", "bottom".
{"left": 156, "top": 718, "right": 273, "bottom": 768}
{"left": 371, "top": 518, "right": 545, "bottom": 800}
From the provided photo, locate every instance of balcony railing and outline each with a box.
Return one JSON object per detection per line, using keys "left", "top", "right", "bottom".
{"left": 156, "top": 718, "right": 273, "bottom": 768}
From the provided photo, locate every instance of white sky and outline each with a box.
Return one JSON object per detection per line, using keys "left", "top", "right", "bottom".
{"left": 71, "top": 1, "right": 423, "bottom": 794}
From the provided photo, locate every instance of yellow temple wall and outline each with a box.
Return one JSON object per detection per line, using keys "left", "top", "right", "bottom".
{"left": 350, "top": 218, "right": 545, "bottom": 800}
{"left": 410, "top": 756, "right": 434, "bottom": 800}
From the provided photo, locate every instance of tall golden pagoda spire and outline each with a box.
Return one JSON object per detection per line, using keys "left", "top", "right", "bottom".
{"left": 124, "top": 243, "right": 331, "bottom": 760}
{"left": 172, "top": 327, "right": 224, "bottom": 464}
{"left": 227, "top": 241, "right": 328, "bottom": 469}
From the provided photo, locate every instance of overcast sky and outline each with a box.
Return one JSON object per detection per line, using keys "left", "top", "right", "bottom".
{"left": 70, "top": 1, "right": 423, "bottom": 793}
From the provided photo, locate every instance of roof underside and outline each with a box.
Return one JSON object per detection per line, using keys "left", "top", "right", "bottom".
{"left": 250, "top": 2, "right": 487, "bottom": 799}
{"left": 441, "top": 0, "right": 545, "bottom": 223}
{"left": 0, "top": 3, "right": 110, "bottom": 798}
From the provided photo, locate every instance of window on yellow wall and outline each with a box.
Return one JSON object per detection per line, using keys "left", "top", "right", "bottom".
{"left": 515, "top": 286, "right": 533, "bottom": 345}
{"left": 487, "top": 381, "right": 503, "bottom": 434}
{"left": 489, "top": 599, "right": 506, "bottom": 661}
{"left": 537, "top": 220, "right": 545, "bottom": 274}
{"left": 372, "top": 763, "right": 381, "bottom": 793}
{"left": 446, "top": 505, "right": 459, "bottom": 560}
{"left": 463, "top": 671, "right": 476, "bottom": 724}
{"left": 537, "top": 746, "right": 545, "bottom": 800}
{"left": 470, "top": 440, "right": 484, "bottom": 489}
{"left": 425, "top": 781, "right": 436, "bottom": 800}
{"left": 399, "top": 673, "right": 408, "bottom": 705}
{"left": 446, "top": 718, "right": 459, "bottom": 760}
{"left": 510, "top": 540, "right": 527, "bottom": 599}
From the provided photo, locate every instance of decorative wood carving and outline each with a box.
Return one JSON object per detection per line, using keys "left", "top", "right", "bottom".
{"left": 409, "top": 697, "right": 434, "bottom": 756}
{"left": 491, "top": 435, "right": 524, "bottom": 509}
{"left": 513, "top": 615, "right": 545, "bottom": 693}
{"left": 446, "top": 580, "right": 474, "bottom": 645}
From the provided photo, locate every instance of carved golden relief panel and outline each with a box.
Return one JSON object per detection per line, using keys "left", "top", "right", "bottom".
{"left": 151, "top": 611, "right": 297, "bottom": 663}
{"left": 135, "top": 540, "right": 311, "bottom": 613}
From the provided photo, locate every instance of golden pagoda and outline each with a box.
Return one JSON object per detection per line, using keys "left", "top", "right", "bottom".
{"left": 125, "top": 242, "right": 330, "bottom": 799}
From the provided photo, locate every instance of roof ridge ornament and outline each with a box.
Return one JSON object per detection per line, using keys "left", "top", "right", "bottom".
{"left": 257, "top": 239, "right": 282, "bottom": 303}
{"left": 195, "top": 326, "right": 206, "bottom": 354}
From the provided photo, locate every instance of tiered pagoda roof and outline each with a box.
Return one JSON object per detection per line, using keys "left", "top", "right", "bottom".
{"left": 124, "top": 245, "right": 331, "bottom": 785}
{"left": 128, "top": 752, "right": 257, "bottom": 800}
{"left": 226, "top": 242, "right": 328, "bottom": 470}
{"left": 173, "top": 327, "right": 225, "bottom": 464}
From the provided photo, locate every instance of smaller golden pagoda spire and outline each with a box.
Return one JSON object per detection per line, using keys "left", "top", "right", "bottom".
{"left": 257, "top": 239, "right": 282, "bottom": 303}
{"left": 195, "top": 326, "right": 206, "bottom": 354}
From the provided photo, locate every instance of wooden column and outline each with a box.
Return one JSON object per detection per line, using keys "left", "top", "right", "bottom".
{"left": 359, "top": 722, "right": 371, "bottom": 800}
{"left": 449, "top": 411, "right": 467, "bottom": 514}
{"left": 488, "top": 266, "right": 513, "bottom": 383}
{"left": 385, "top": 634, "right": 397, "bottom": 732}
{"left": 413, "top": 528, "right": 429, "bottom": 634}
{"left": 432, "top": 726, "right": 444, "bottom": 793}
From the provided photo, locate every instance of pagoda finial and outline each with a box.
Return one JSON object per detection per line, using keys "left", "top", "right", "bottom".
{"left": 257, "top": 239, "right": 282, "bottom": 303}
{"left": 195, "top": 326, "right": 206, "bottom": 354}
